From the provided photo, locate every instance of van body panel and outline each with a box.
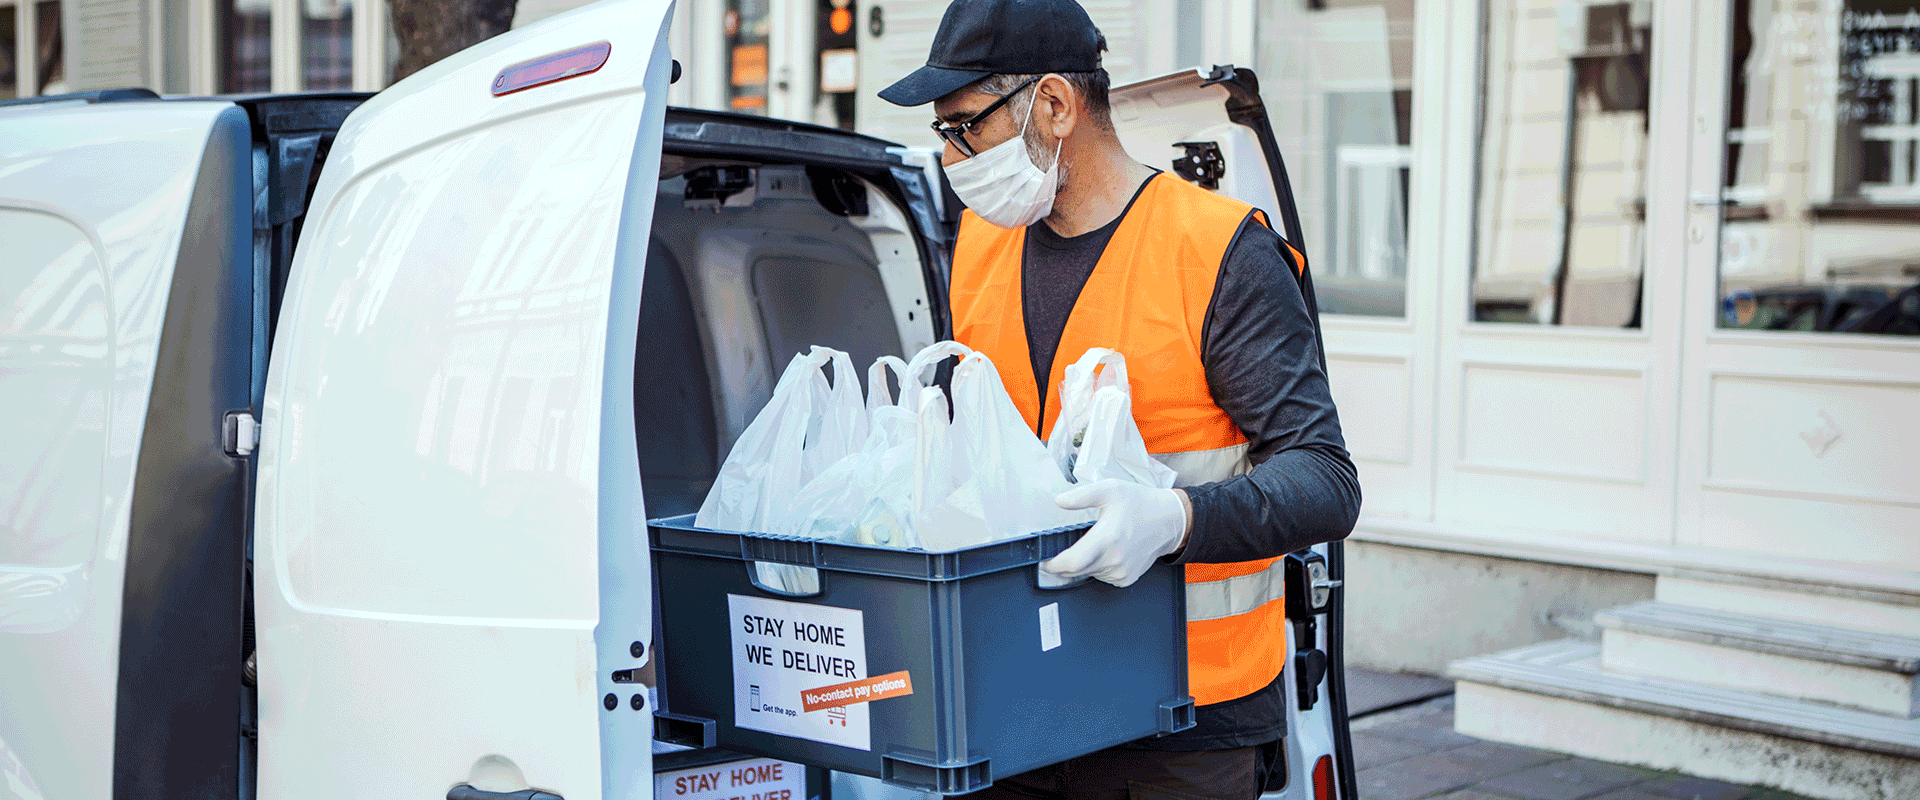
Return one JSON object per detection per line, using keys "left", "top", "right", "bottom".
{"left": 252, "top": 0, "right": 672, "bottom": 797}
{"left": 0, "top": 100, "right": 246, "bottom": 800}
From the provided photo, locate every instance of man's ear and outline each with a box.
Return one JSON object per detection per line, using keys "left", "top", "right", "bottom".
{"left": 1035, "top": 74, "right": 1079, "bottom": 141}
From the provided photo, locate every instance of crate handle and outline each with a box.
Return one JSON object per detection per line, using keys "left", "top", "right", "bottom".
{"left": 653, "top": 712, "right": 717, "bottom": 749}
{"left": 881, "top": 751, "right": 991, "bottom": 795}
{"left": 1157, "top": 697, "right": 1197, "bottom": 734}
{"left": 1034, "top": 566, "right": 1091, "bottom": 591}
{"left": 739, "top": 533, "right": 821, "bottom": 566}
{"left": 746, "top": 562, "right": 826, "bottom": 597}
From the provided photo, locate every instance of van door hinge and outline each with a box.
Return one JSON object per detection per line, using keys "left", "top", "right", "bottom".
{"left": 1172, "top": 141, "right": 1225, "bottom": 190}
{"left": 223, "top": 411, "right": 259, "bottom": 458}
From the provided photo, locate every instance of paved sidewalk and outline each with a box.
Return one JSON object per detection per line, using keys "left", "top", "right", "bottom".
{"left": 1349, "top": 695, "right": 1815, "bottom": 800}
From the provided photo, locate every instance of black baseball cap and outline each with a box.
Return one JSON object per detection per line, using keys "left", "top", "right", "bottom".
{"left": 878, "top": 0, "right": 1106, "bottom": 107}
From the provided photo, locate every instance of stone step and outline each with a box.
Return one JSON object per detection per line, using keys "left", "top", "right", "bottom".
{"left": 1448, "top": 641, "right": 1920, "bottom": 800}
{"left": 1657, "top": 572, "right": 1920, "bottom": 639}
{"left": 1595, "top": 601, "right": 1920, "bottom": 717}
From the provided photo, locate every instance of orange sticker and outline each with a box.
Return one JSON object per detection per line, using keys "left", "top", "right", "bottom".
{"left": 801, "top": 670, "right": 914, "bottom": 713}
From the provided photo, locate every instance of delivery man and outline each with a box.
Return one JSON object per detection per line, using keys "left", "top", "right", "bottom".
{"left": 880, "top": 0, "right": 1361, "bottom": 796}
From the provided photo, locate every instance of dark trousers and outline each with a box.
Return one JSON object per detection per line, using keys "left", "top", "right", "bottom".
{"left": 965, "top": 744, "right": 1276, "bottom": 800}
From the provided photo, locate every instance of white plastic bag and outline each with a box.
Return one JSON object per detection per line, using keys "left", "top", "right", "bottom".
{"left": 949, "top": 351, "right": 1092, "bottom": 542}
{"left": 697, "top": 347, "right": 864, "bottom": 593}
{"left": 802, "top": 347, "right": 868, "bottom": 479}
{"left": 841, "top": 342, "right": 967, "bottom": 550}
{"left": 768, "top": 348, "right": 936, "bottom": 550}
{"left": 778, "top": 354, "right": 913, "bottom": 546}
{"left": 770, "top": 348, "right": 868, "bottom": 539}
{"left": 897, "top": 341, "right": 973, "bottom": 409}
{"left": 696, "top": 347, "right": 834, "bottom": 533}
{"left": 866, "top": 355, "right": 909, "bottom": 412}
{"left": 1046, "top": 348, "right": 1177, "bottom": 489}
{"left": 910, "top": 382, "right": 983, "bottom": 552}
{"left": 845, "top": 356, "right": 916, "bottom": 548}
{"left": 700, "top": 341, "right": 1115, "bottom": 564}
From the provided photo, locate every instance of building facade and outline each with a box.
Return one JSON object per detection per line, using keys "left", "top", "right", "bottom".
{"left": 22, "top": 0, "right": 1920, "bottom": 796}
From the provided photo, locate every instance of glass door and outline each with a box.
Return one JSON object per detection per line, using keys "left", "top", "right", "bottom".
{"left": 1675, "top": 0, "right": 1920, "bottom": 574}
{"left": 1428, "top": 0, "right": 1688, "bottom": 548}
{"left": 1256, "top": 0, "right": 1432, "bottom": 521}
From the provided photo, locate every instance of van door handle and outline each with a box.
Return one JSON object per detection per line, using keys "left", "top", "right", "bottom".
{"left": 447, "top": 786, "right": 563, "bottom": 800}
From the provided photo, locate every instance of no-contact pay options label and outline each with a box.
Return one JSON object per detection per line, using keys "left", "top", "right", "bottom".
{"left": 728, "top": 594, "right": 873, "bottom": 750}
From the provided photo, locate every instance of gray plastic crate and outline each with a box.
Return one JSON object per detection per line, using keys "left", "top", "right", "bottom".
{"left": 648, "top": 513, "right": 1194, "bottom": 795}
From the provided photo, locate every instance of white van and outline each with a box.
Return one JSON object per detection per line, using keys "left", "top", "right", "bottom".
{"left": 0, "top": 0, "right": 1356, "bottom": 798}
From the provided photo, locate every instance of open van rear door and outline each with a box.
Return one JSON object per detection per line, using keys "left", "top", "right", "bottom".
{"left": 1109, "top": 67, "right": 1358, "bottom": 800}
{"left": 252, "top": 2, "right": 672, "bottom": 797}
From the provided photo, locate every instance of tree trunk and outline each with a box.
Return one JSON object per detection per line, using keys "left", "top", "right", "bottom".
{"left": 389, "top": 0, "right": 518, "bottom": 82}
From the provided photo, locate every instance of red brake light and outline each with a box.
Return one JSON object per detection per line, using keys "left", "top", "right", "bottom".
{"left": 1313, "top": 754, "right": 1334, "bottom": 800}
{"left": 492, "top": 41, "right": 612, "bottom": 97}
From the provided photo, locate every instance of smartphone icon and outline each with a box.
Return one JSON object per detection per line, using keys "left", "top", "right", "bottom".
{"left": 750, "top": 685, "right": 761, "bottom": 712}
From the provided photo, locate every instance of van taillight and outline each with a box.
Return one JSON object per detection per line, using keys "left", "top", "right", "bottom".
{"left": 492, "top": 41, "right": 612, "bottom": 96}
{"left": 1312, "top": 754, "right": 1334, "bottom": 800}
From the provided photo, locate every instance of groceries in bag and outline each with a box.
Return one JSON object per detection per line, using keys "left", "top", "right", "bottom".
{"left": 694, "top": 342, "right": 1164, "bottom": 555}
{"left": 695, "top": 346, "right": 862, "bottom": 593}
{"left": 1046, "top": 347, "right": 1178, "bottom": 489}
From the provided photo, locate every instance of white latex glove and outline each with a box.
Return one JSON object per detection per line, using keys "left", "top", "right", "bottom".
{"left": 1041, "top": 480, "right": 1189, "bottom": 588}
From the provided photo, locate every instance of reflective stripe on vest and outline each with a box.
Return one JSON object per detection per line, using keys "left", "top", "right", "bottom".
{"left": 1186, "top": 557, "right": 1289, "bottom": 621}
{"left": 1151, "top": 444, "right": 1251, "bottom": 489}
{"left": 951, "top": 172, "right": 1291, "bottom": 707}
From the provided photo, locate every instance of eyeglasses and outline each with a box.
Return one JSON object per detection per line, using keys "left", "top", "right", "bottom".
{"left": 929, "top": 76, "right": 1042, "bottom": 157}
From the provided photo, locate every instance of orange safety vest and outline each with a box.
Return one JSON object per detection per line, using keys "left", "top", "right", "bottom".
{"left": 951, "top": 172, "right": 1298, "bottom": 707}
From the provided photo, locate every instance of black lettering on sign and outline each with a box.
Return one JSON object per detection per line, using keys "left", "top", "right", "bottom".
{"left": 742, "top": 615, "right": 784, "bottom": 637}
{"left": 780, "top": 650, "right": 859, "bottom": 677}
{"left": 788, "top": 621, "right": 846, "bottom": 647}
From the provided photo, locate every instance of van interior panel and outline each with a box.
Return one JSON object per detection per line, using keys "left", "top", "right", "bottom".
{"left": 637, "top": 160, "right": 938, "bottom": 519}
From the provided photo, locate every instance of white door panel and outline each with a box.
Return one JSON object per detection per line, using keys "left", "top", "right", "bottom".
{"left": 255, "top": 2, "right": 672, "bottom": 797}
{"left": 0, "top": 101, "right": 245, "bottom": 800}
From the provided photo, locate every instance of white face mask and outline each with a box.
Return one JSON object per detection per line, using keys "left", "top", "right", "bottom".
{"left": 944, "top": 97, "right": 1061, "bottom": 229}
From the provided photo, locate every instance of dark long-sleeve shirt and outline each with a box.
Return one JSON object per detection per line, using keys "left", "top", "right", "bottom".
{"left": 1017, "top": 174, "right": 1361, "bottom": 750}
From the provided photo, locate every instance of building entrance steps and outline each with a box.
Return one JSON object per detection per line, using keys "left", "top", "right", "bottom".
{"left": 1447, "top": 641, "right": 1920, "bottom": 800}
{"left": 1655, "top": 573, "right": 1920, "bottom": 640}
{"left": 1594, "top": 602, "right": 1920, "bottom": 717}
{"left": 1335, "top": 694, "right": 1819, "bottom": 800}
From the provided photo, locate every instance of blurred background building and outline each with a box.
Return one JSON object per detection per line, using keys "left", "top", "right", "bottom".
{"left": 10, "top": 0, "right": 1916, "bottom": 796}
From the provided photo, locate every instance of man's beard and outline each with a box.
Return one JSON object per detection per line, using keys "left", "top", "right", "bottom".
{"left": 1024, "top": 126, "right": 1069, "bottom": 196}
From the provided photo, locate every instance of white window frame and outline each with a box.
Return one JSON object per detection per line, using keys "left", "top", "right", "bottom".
{"left": 1332, "top": 143, "right": 1413, "bottom": 283}
{"left": 176, "top": 0, "right": 388, "bottom": 93}
{"left": 5, "top": 0, "right": 43, "bottom": 98}
{"left": 1859, "top": 52, "right": 1920, "bottom": 201}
